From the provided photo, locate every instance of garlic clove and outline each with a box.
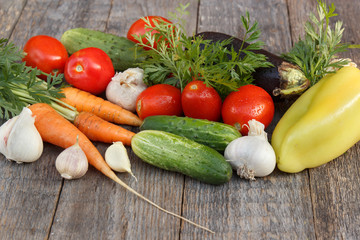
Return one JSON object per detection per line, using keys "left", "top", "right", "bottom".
{"left": 55, "top": 136, "right": 88, "bottom": 180}
{"left": 0, "top": 107, "right": 43, "bottom": 163}
{"left": 105, "top": 141, "right": 137, "bottom": 180}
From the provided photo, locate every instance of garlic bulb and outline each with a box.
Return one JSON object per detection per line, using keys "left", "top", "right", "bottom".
{"left": 105, "top": 141, "right": 136, "bottom": 180}
{"left": 224, "top": 119, "right": 276, "bottom": 180}
{"left": 55, "top": 136, "right": 88, "bottom": 180}
{"left": 0, "top": 107, "right": 43, "bottom": 163}
{"left": 106, "top": 67, "right": 147, "bottom": 112}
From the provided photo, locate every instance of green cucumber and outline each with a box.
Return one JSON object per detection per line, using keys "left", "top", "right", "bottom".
{"left": 60, "top": 28, "right": 146, "bottom": 71}
{"left": 131, "top": 130, "right": 233, "bottom": 185}
{"left": 140, "top": 115, "right": 241, "bottom": 152}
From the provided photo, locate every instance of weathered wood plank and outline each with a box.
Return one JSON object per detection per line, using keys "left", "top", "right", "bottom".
{"left": 0, "top": 143, "right": 63, "bottom": 239}
{"left": 179, "top": 0, "right": 316, "bottom": 239}
{"left": 0, "top": 0, "right": 26, "bottom": 38}
{"left": 287, "top": 0, "right": 360, "bottom": 239}
{"left": 196, "top": 0, "right": 292, "bottom": 55}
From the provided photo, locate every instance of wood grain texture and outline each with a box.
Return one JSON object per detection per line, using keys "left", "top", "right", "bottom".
{"left": 0, "top": 143, "right": 63, "bottom": 239}
{"left": 0, "top": 0, "right": 26, "bottom": 38}
{"left": 197, "top": 0, "right": 292, "bottom": 54}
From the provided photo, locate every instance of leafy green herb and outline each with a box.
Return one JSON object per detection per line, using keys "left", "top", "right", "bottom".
{"left": 134, "top": 5, "right": 272, "bottom": 98}
{"left": 282, "top": 0, "right": 359, "bottom": 86}
{"left": 0, "top": 38, "right": 72, "bottom": 120}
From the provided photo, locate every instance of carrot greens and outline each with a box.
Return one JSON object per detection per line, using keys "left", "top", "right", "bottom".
{"left": 0, "top": 38, "right": 73, "bottom": 120}
{"left": 134, "top": 5, "right": 273, "bottom": 98}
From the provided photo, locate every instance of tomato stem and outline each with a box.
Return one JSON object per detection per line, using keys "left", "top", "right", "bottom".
{"left": 76, "top": 64, "right": 83, "bottom": 72}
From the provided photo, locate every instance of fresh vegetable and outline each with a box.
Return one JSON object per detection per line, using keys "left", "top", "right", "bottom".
{"left": 60, "top": 28, "right": 146, "bottom": 71}
{"left": 197, "top": 31, "right": 308, "bottom": 100}
{"left": 282, "top": 1, "right": 359, "bottom": 87}
{"left": 127, "top": 16, "right": 172, "bottom": 50}
{"left": 106, "top": 67, "right": 147, "bottom": 112}
{"left": 55, "top": 135, "right": 88, "bottom": 180}
{"left": 60, "top": 87, "right": 143, "bottom": 127}
{"left": 131, "top": 130, "right": 233, "bottom": 185}
{"left": 271, "top": 66, "right": 360, "bottom": 173}
{"left": 28, "top": 103, "right": 213, "bottom": 233}
{"left": 73, "top": 111, "right": 135, "bottom": 146}
{"left": 134, "top": 5, "right": 272, "bottom": 98}
{"left": 105, "top": 141, "right": 136, "bottom": 180}
{"left": 0, "top": 107, "right": 43, "bottom": 163}
{"left": 64, "top": 47, "right": 115, "bottom": 95}
{"left": 224, "top": 120, "right": 276, "bottom": 180}
{"left": 135, "top": 84, "right": 182, "bottom": 120}
{"left": 221, "top": 85, "right": 274, "bottom": 135}
{"left": 0, "top": 38, "right": 66, "bottom": 120}
{"left": 22, "top": 35, "right": 68, "bottom": 81}
{"left": 140, "top": 115, "right": 241, "bottom": 152}
{"left": 181, "top": 80, "right": 222, "bottom": 121}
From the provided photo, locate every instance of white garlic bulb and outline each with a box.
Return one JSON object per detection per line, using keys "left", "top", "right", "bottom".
{"left": 105, "top": 68, "right": 147, "bottom": 112}
{"left": 0, "top": 107, "right": 43, "bottom": 163}
{"left": 55, "top": 137, "right": 88, "bottom": 180}
{"left": 224, "top": 119, "right": 276, "bottom": 180}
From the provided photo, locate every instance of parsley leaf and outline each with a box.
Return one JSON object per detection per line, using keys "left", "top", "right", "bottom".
{"left": 0, "top": 38, "right": 69, "bottom": 119}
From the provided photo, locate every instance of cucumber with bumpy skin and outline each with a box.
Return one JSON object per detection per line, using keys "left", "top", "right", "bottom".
{"left": 60, "top": 28, "right": 145, "bottom": 71}
{"left": 140, "top": 115, "right": 241, "bottom": 152}
{"left": 131, "top": 130, "right": 233, "bottom": 185}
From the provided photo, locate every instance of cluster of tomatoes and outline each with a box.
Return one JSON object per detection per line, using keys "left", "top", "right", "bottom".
{"left": 21, "top": 16, "right": 274, "bottom": 136}
{"left": 22, "top": 35, "right": 114, "bottom": 95}
{"left": 136, "top": 80, "right": 274, "bottom": 135}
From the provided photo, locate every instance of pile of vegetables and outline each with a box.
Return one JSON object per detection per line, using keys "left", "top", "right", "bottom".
{"left": 0, "top": 0, "right": 359, "bottom": 233}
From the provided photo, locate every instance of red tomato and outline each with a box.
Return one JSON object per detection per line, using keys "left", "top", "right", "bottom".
{"left": 136, "top": 84, "right": 182, "bottom": 119}
{"left": 181, "top": 80, "right": 222, "bottom": 121}
{"left": 221, "top": 85, "right": 274, "bottom": 135}
{"left": 64, "top": 47, "right": 115, "bottom": 95}
{"left": 127, "top": 16, "right": 172, "bottom": 50}
{"left": 22, "top": 35, "right": 68, "bottom": 80}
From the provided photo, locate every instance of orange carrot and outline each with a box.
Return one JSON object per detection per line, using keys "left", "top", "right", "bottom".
{"left": 60, "top": 87, "right": 143, "bottom": 127}
{"left": 74, "top": 111, "right": 135, "bottom": 146}
{"left": 28, "top": 103, "right": 213, "bottom": 233}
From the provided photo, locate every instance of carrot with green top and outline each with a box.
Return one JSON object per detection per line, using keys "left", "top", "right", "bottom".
{"left": 28, "top": 103, "right": 213, "bottom": 233}
{"left": 60, "top": 87, "right": 143, "bottom": 127}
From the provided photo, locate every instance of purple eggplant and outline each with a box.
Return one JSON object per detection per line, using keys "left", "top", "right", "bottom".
{"left": 195, "top": 32, "right": 310, "bottom": 101}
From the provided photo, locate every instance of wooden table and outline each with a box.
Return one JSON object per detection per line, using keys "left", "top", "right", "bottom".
{"left": 1, "top": 0, "right": 360, "bottom": 239}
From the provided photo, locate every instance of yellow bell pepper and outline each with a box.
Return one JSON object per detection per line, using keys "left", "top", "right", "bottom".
{"left": 271, "top": 66, "right": 360, "bottom": 173}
